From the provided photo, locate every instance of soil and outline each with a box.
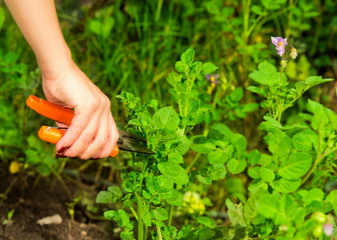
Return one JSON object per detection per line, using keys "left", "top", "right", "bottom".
{"left": 0, "top": 172, "right": 120, "bottom": 240}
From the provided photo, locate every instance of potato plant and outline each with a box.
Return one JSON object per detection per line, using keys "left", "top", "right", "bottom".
{"left": 96, "top": 47, "right": 336, "bottom": 240}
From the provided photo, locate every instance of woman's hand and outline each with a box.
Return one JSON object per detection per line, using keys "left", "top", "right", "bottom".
{"left": 42, "top": 61, "right": 119, "bottom": 159}
{"left": 4, "top": 0, "right": 119, "bottom": 159}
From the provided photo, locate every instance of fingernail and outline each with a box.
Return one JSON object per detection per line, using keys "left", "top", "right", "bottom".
{"left": 57, "top": 146, "right": 67, "bottom": 154}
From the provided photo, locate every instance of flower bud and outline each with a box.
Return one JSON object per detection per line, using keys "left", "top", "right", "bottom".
{"left": 323, "top": 223, "right": 333, "bottom": 236}
{"left": 280, "top": 60, "right": 287, "bottom": 68}
{"left": 9, "top": 161, "right": 20, "bottom": 174}
{"left": 290, "top": 47, "right": 297, "bottom": 59}
{"left": 279, "top": 225, "right": 288, "bottom": 232}
{"left": 313, "top": 225, "right": 323, "bottom": 238}
{"left": 312, "top": 212, "right": 326, "bottom": 223}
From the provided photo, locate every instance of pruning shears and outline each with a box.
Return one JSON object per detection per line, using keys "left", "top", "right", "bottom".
{"left": 26, "top": 95, "right": 154, "bottom": 157}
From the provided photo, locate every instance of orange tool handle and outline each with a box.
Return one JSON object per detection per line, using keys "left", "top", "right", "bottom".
{"left": 38, "top": 126, "right": 119, "bottom": 157}
{"left": 26, "top": 95, "right": 74, "bottom": 125}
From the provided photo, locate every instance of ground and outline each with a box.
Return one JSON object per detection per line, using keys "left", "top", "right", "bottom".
{"left": 0, "top": 171, "right": 119, "bottom": 240}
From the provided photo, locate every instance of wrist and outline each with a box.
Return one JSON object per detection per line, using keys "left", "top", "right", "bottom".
{"left": 37, "top": 45, "right": 74, "bottom": 81}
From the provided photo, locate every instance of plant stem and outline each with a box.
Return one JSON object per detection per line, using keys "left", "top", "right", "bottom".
{"left": 168, "top": 204, "right": 174, "bottom": 226}
{"left": 285, "top": 0, "right": 293, "bottom": 38}
{"left": 242, "top": 0, "right": 251, "bottom": 83}
{"left": 137, "top": 159, "right": 148, "bottom": 240}
{"left": 144, "top": 226, "right": 148, "bottom": 240}
{"left": 130, "top": 207, "right": 138, "bottom": 221}
{"left": 277, "top": 67, "right": 285, "bottom": 122}
{"left": 136, "top": 193, "right": 144, "bottom": 240}
{"left": 243, "top": 0, "right": 251, "bottom": 42}
{"left": 52, "top": 169, "right": 72, "bottom": 199}
{"left": 301, "top": 132, "right": 322, "bottom": 185}
{"left": 155, "top": 0, "right": 163, "bottom": 22}
{"left": 157, "top": 226, "right": 163, "bottom": 240}
{"left": 186, "top": 153, "right": 201, "bottom": 174}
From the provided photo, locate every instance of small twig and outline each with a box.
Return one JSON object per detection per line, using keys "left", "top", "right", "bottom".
{"left": 0, "top": 177, "right": 18, "bottom": 205}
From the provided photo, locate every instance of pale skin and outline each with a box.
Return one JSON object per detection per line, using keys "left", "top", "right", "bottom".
{"left": 4, "top": 0, "right": 119, "bottom": 159}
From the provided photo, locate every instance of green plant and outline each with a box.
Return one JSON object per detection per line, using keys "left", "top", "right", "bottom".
{"left": 96, "top": 44, "right": 337, "bottom": 239}
{"left": 96, "top": 48, "right": 230, "bottom": 240}
{"left": 2, "top": 209, "right": 15, "bottom": 226}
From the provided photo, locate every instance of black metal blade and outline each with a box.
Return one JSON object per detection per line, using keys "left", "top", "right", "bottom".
{"left": 117, "top": 129, "right": 154, "bottom": 155}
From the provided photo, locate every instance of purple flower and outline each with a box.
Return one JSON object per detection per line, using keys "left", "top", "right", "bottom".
{"left": 205, "top": 74, "right": 219, "bottom": 87}
{"left": 323, "top": 223, "right": 333, "bottom": 236}
{"left": 271, "top": 36, "right": 288, "bottom": 57}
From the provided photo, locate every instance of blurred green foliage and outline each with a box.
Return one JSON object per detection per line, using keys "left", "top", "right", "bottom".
{"left": 0, "top": 0, "right": 337, "bottom": 239}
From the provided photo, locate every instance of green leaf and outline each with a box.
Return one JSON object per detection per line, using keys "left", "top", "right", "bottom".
{"left": 326, "top": 108, "right": 337, "bottom": 132}
{"left": 231, "top": 133, "right": 247, "bottom": 155}
{"left": 260, "top": 167, "right": 275, "bottom": 182}
{"left": 143, "top": 211, "right": 152, "bottom": 227}
{"left": 197, "top": 217, "right": 217, "bottom": 228}
{"left": 247, "top": 150, "right": 261, "bottom": 165}
{"left": 278, "top": 152, "right": 312, "bottom": 179}
{"left": 164, "top": 189, "right": 183, "bottom": 206}
{"left": 191, "top": 135, "right": 215, "bottom": 153}
{"left": 207, "top": 149, "right": 229, "bottom": 165}
{"left": 175, "top": 61, "right": 189, "bottom": 73}
{"left": 226, "top": 199, "right": 247, "bottom": 227}
{"left": 104, "top": 209, "right": 134, "bottom": 231}
{"left": 249, "top": 60, "right": 281, "bottom": 86}
{"left": 167, "top": 72, "right": 182, "bottom": 87}
{"left": 167, "top": 135, "right": 191, "bottom": 155}
{"left": 272, "top": 178, "right": 301, "bottom": 193}
{"left": 0, "top": 6, "right": 5, "bottom": 31}
{"left": 242, "top": 103, "right": 259, "bottom": 113}
{"left": 292, "top": 129, "right": 318, "bottom": 151}
{"left": 152, "top": 207, "right": 168, "bottom": 222}
{"left": 36, "top": 164, "right": 51, "bottom": 176}
{"left": 256, "top": 193, "right": 279, "bottom": 219}
{"left": 168, "top": 152, "right": 184, "bottom": 164}
{"left": 305, "top": 76, "right": 333, "bottom": 86}
{"left": 243, "top": 197, "right": 259, "bottom": 224}
{"left": 96, "top": 191, "right": 113, "bottom": 203}
{"left": 248, "top": 167, "right": 260, "bottom": 179}
{"left": 210, "top": 123, "right": 233, "bottom": 140}
{"left": 103, "top": 210, "right": 116, "bottom": 221}
{"left": 181, "top": 47, "right": 195, "bottom": 66}
{"left": 202, "top": 62, "right": 218, "bottom": 74}
{"left": 230, "top": 87, "right": 244, "bottom": 102}
{"left": 308, "top": 99, "right": 329, "bottom": 129}
{"left": 153, "top": 107, "right": 180, "bottom": 131}
{"left": 96, "top": 187, "right": 121, "bottom": 205}
{"left": 196, "top": 173, "right": 212, "bottom": 185}
{"left": 227, "top": 158, "right": 247, "bottom": 174}
{"left": 121, "top": 170, "right": 140, "bottom": 192}
{"left": 298, "top": 188, "right": 324, "bottom": 206}
{"left": 208, "top": 164, "right": 227, "bottom": 180}
{"left": 248, "top": 179, "right": 268, "bottom": 193}
{"left": 246, "top": 86, "right": 266, "bottom": 96}
{"left": 265, "top": 129, "right": 292, "bottom": 158}
{"left": 158, "top": 162, "right": 189, "bottom": 185}
{"left": 326, "top": 190, "right": 337, "bottom": 215}
{"left": 162, "top": 226, "right": 178, "bottom": 239}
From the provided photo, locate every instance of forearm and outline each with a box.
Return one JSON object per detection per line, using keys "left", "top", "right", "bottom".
{"left": 4, "top": 0, "right": 73, "bottom": 79}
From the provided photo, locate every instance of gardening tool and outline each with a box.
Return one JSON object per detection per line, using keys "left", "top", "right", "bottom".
{"left": 26, "top": 95, "right": 154, "bottom": 157}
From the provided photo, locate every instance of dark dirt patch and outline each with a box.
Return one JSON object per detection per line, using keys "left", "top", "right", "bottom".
{"left": 0, "top": 173, "right": 120, "bottom": 240}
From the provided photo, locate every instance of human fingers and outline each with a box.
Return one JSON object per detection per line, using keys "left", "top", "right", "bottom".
{"left": 76, "top": 112, "right": 110, "bottom": 159}
{"left": 92, "top": 113, "right": 119, "bottom": 159}
{"left": 55, "top": 100, "right": 101, "bottom": 157}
